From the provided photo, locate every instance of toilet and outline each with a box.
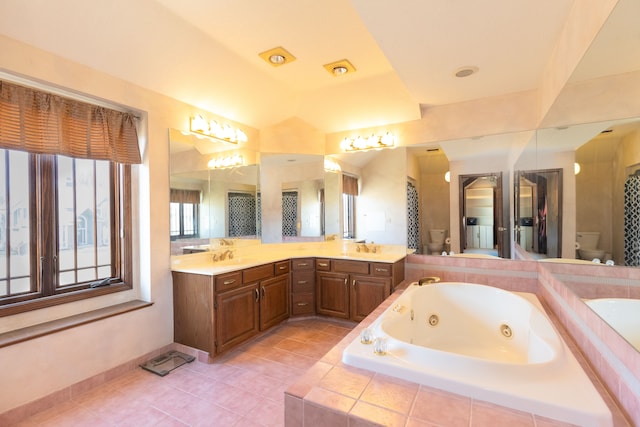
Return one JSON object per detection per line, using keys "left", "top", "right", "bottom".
{"left": 427, "top": 229, "right": 446, "bottom": 255}
{"left": 576, "top": 231, "right": 605, "bottom": 261}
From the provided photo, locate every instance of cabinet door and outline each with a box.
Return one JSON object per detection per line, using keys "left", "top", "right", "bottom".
{"left": 260, "top": 274, "right": 290, "bottom": 330}
{"left": 350, "top": 275, "right": 391, "bottom": 322}
{"left": 215, "top": 284, "right": 259, "bottom": 354}
{"left": 172, "top": 272, "right": 214, "bottom": 354}
{"left": 316, "top": 271, "right": 349, "bottom": 319}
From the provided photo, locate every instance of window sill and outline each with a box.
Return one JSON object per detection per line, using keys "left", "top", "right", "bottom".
{"left": 0, "top": 299, "right": 153, "bottom": 348}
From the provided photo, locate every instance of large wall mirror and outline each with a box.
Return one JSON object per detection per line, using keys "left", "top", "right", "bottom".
{"left": 259, "top": 153, "right": 325, "bottom": 244}
{"left": 516, "top": 119, "right": 640, "bottom": 266}
{"left": 328, "top": 147, "right": 408, "bottom": 245}
{"left": 169, "top": 129, "right": 260, "bottom": 255}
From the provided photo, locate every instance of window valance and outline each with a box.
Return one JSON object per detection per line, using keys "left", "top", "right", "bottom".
{"left": 342, "top": 174, "right": 359, "bottom": 196}
{"left": 0, "top": 80, "right": 141, "bottom": 164}
{"left": 170, "top": 189, "right": 201, "bottom": 204}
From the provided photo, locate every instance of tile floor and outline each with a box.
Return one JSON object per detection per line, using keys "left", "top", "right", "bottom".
{"left": 15, "top": 317, "right": 356, "bottom": 427}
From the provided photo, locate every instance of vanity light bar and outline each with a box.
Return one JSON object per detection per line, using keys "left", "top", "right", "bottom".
{"left": 341, "top": 132, "right": 396, "bottom": 152}
{"left": 190, "top": 114, "right": 248, "bottom": 144}
{"left": 207, "top": 154, "right": 244, "bottom": 169}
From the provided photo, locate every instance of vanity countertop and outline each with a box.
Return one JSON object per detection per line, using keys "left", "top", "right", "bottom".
{"left": 171, "top": 241, "right": 409, "bottom": 276}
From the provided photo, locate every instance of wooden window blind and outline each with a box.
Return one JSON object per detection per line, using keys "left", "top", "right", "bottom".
{"left": 170, "top": 189, "right": 201, "bottom": 204}
{"left": 0, "top": 80, "right": 141, "bottom": 164}
{"left": 342, "top": 174, "right": 359, "bottom": 196}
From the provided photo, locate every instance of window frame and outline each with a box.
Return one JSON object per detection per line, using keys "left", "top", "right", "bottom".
{"left": 0, "top": 153, "right": 133, "bottom": 317}
{"left": 169, "top": 201, "right": 200, "bottom": 240}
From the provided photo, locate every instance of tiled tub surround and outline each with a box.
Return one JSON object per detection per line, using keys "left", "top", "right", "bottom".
{"left": 342, "top": 282, "right": 611, "bottom": 426}
{"left": 537, "top": 262, "right": 640, "bottom": 426}
{"left": 285, "top": 255, "right": 632, "bottom": 426}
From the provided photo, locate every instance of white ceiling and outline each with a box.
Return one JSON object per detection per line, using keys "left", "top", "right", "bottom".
{"left": 0, "top": 0, "right": 637, "bottom": 147}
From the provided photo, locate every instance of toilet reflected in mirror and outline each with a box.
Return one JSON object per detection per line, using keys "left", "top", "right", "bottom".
{"left": 426, "top": 229, "right": 447, "bottom": 255}
{"left": 576, "top": 231, "right": 606, "bottom": 261}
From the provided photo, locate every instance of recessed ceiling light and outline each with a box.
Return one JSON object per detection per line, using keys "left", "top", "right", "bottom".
{"left": 259, "top": 47, "right": 296, "bottom": 67}
{"left": 454, "top": 66, "right": 479, "bottom": 78}
{"left": 324, "top": 59, "right": 356, "bottom": 76}
{"left": 269, "top": 54, "right": 285, "bottom": 65}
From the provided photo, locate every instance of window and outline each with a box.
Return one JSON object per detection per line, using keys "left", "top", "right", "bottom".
{"left": 169, "top": 189, "right": 200, "bottom": 240}
{"left": 342, "top": 193, "right": 356, "bottom": 239}
{"left": 170, "top": 202, "right": 199, "bottom": 239}
{"left": 0, "top": 79, "right": 140, "bottom": 316}
{"left": 342, "top": 174, "right": 358, "bottom": 239}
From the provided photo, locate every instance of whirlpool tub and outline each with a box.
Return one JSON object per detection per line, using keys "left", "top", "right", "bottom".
{"left": 342, "top": 282, "right": 611, "bottom": 427}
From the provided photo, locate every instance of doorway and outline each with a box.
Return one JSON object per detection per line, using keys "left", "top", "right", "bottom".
{"left": 515, "top": 169, "right": 562, "bottom": 258}
{"left": 459, "top": 173, "right": 506, "bottom": 257}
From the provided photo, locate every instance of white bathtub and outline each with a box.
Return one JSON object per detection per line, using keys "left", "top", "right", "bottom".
{"left": 585, "top": 298, "right": 640, "bottom": 351}
{"left": 342, "top": 282, "right": 611, "bottom": 427}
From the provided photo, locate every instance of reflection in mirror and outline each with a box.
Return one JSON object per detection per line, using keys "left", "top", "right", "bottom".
{"left": 406, "top": 147, "right": 450, "bottom": 255}
{"left": 575, "top": 120, "right": 640, "bottom": 266}
{"left": 459, "top": 174, "right": 502, "bottom": 257}
{"left": 514, "top": 169, "right": 562, "bottom": 259}
{"left": 260, "top": 154, "right": 324, "bottom": 243}
{"left": 169, "top": 128, "right": 259, "bottom": 255}
{"left": 532, "top": 119, "right": 640, "bottom": 266}
{"left": 330, "top": 147, "right": 408, "bottom": 245}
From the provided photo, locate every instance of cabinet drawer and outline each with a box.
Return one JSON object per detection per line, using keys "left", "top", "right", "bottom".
{"left": 215, "top": 271, "right": 243, "bottom": 293}
{"left": 371, "top": 262, "right": 392, "bottom": 277}
{"left": 275, "top": 260, "right": 290, "bottom": 275}
{"left": 243, "top": 264, "right": 274, "bottom": 283}
{"left": 291, "top": 258, "right": 314, "bottom": 271}
{"left": 291, "top": 270, "right": 315, "bottom": 293}
{"left": 333, "top": 259, "right": 369, "bottom": 275}
{"left": 315, "top": 258, "right": 331, "bottom": 271}
{"left": 291, "top": 293, "right": 315, "bottom": 315}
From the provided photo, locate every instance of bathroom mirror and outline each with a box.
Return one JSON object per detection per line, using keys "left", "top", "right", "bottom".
{"left": 526, "top": 119, "right": 640, "bottom": 266}
{"left": 169, "top": 128, "right": 260, "bottom": 254}
{"left": 459, "top": 173, "right": 504, "bottom": 257}
{"left": 259, "top": 153, "right": 325, "bottom": 243}
{"left": 514, "top": 169, "right": 562, "bottom": 259}
{"left": 328, "top": 147, "right": 408, "bottom": 245}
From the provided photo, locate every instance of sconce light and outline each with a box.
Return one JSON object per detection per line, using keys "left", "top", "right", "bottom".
{"left": 324, "top": 158, "right": 341, "bottom": 173}
{"left": 574, "top": 162, "right": 581, "bottom": 175}
{"left": 340, "top": 132, "right": 396, "bottom": 152}
{"left": 190, "top": 114, "right": 248, "bottom": 144}
{"left": 444, "top": 171, "right": 451, "bottom": 183}
{"left": 207, "top": 154, "right": 244, "bottom": 169}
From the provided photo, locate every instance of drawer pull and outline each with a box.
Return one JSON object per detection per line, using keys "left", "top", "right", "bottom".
{"left": 254, "top": 288, "right": 259, "bottom": 302}
{"left": 297, "top": 280, "right": 308, "bottom": 285}
{"left": 318, "top": 262, "right": 328, "bottom": 267}
{"left": 223, "top": 279, "right": 236, "bottom": 285}
{"left": 375, "top": 268, "right": 389, "bottom": 273}
{"left": 279, "top": 265, "right": 287, "bottom": 270}
{"left": 296, "top": 302, "right": 309, "bottom": 306}
{"left": 297, "top": 262, "right": 308, "bottom": 267}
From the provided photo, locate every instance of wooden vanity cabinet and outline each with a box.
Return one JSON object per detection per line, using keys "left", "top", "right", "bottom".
{"left": 172, "top": 261, "right": 290, "bottom": 358}
{"left": 315, "top": 258, "right": 404, "bottom": 322}
{"left": 260, "top": 261, "right": 290, "bottom": 330}
{"left": 290, "top": 257, "right": 315, "bottom": 316}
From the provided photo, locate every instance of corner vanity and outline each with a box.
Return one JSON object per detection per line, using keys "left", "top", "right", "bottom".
{"left": 171, "top": 242, "right": 406, "bottom": 359}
